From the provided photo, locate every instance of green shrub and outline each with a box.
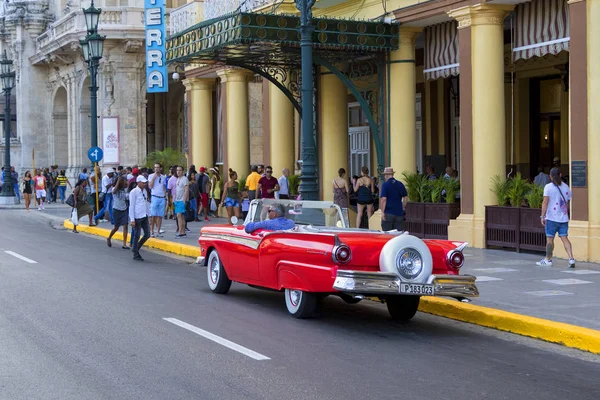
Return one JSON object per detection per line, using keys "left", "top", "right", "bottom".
{"left": 430, "top": 177, "right": 446, "bottom": 203}
{"left": 490, "top": 174, "right": 510, "bottom": 206}
{"left": 288, "top": 174, "right": 300, "bottom": 196}
{"left": 401, "top": 171, "right": 422, "bottom": 202}
{"left": 444, "top": 178, "right": 460, "bottom": 204}
{"left": 525, "top": 183, "right": 544, "bottom": 209}
{"left": 145, "top": 148, "right": 187, "bottom": 169}
{"left": 238, "top": 177, "right": 247, "bottom": 193}
{"left": 507, "top": 172, "right": 528, "bottom": 207}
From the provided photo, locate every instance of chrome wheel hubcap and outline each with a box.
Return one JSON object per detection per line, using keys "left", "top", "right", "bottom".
{"left": 395, "top": 248, "right": 423, "bottom": 279}
{"left": 289, "top": 290, "right": 301, "bottom": 307}
{"left": 210, "top": 259, "right": 219, "bottom": 284}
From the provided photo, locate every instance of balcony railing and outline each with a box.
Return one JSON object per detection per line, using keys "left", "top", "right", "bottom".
{"left": 170, "top": 1, "right": 204, "bottom": 35}
{"left": 204, "top": 0, "right": 277, "bottom": 20}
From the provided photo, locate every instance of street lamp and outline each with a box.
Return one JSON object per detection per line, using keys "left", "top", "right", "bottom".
{"left": 0, "top": 49, "right": 16, "bottom": 203}
{"left": 295, "top": 0, "right": 318, "bottom": 200}
{"left": 81, "top": 0, "right": 105, "bottom": 150}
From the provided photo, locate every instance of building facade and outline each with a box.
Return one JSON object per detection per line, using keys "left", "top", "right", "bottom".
{"left": 0, "top": 0, "right": 185, "bottom": 177}
{"left": 169, "top": 0, "right": 599, "bottom": 262}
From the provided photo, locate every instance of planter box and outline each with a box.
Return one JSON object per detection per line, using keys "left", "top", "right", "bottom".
{"left": 405, "top": 202, "right": 460, "bottom": 239}
{"left": 485, "top": 206, "right": 545, "bottom": 253}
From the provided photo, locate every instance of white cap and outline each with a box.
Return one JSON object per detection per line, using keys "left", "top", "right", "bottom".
{"left": 105, "top": 168, "right": 115, "bottom": 175}
{"left": 136, "top": 175, "right": 148, "bottom": 183}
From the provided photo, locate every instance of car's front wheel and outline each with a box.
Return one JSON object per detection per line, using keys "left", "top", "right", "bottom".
{"left": 207, "top": 250, "right": 232, "bottom": 294}
{"left": 386, "top": 295, "right": 420, "bottom": 321}
{"left": 285, "top": 289, "right": 317, "bottom": 319}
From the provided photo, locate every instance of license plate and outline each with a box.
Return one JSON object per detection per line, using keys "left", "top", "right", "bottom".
{"left": 399, "top": 283, "right": 434, "bottom": 295}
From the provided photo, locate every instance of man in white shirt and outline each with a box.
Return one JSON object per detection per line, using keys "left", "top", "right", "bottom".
{"left": 129, "top": 175, "right": 151, "bottom": 261}
{"left": 276, "top": 168, "right": 290, "bottom": 200}
{"left": 94, "top": 169, "right": 116, "bottom": 224}
{"left": 148, "top": 163, "right": 166, "bottom": 237}
{"left": 174, "top": 166, "right": 189, "bottom": 238}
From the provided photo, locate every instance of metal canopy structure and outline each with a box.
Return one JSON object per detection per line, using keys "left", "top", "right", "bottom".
{"left": 166, "top": 11, "right": 400, "bottom": 178}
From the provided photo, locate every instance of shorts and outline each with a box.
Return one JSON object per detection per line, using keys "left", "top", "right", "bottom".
{"left": 223, "top": 197, "right": 240, "bottom": 208}
{"left": 200, "top": 193, "right": 209, "bottom": 208}
{"left": 150, "top": 196, "right": 166, "bottom": 217}
{"left": 357, "top": 199, "right": 374, "bottom": 205}
{"left": 545, "top": 220, "right": 569, "bottom": 237}
{"left": 174, "top": 200, "right": 186, "bottom": 215}
{"left": 36, "top": 189, "right": 46, "bottom": 199}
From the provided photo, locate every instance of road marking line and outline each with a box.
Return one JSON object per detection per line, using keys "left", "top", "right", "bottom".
{"left": 475, "top": 276, "right": 504, "bottom": 282}
{"left": 473, "top": 267, "right": 518, "bottom": 273}
{"left": 542, "top": 278, "right": 593, "bottom": 286}
{"left": 163, "top": 318, "right": 270, "bottom": 361}
{"left": 561, "top": 269, "right": 600, "bottom": 275}
{"left": 525, "top": 290, "right": 574, "bottom": 297}
{"left": 4, "top": 251, "right": 37, "bottom": 264}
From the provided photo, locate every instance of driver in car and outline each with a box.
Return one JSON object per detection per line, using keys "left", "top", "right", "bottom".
{"left": 244, "top": 203, "right": 295, "bottom": 233}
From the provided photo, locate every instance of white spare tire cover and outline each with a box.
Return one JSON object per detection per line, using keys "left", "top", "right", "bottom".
{"left": 379, "top": 234, "right": 432, "bottom": 284}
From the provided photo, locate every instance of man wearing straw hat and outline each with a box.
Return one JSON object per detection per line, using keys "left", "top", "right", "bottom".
{"left": 379, "top": 167, "right": 408, "bottom": 232}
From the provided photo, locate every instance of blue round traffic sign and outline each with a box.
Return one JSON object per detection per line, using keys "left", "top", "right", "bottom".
{"left": 88, "top": 147, "right": 104, "bottom": 163}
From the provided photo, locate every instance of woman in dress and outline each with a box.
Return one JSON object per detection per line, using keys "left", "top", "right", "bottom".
{"left": 210, "top": 167, "right": 221, "bottom": 217}
{"left": 221, "top": 168, "right": 241, "bottom": 224}
{"left": 72, "top": 179, "right": 95, "bottom": 233}
{"left": 353, "top": 166, "right": 375, "bottom": 228}
{"left": 332, "top": 167, "right": 349, "bottom": 209}
{"left": 22, "top": 170, "right": 33, "bottom": 210}
{"left": 107, "top": 176, "right": 130, "bottom": 249}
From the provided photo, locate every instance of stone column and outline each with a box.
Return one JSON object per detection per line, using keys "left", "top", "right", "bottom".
{"left": 217, "top": 68, "right": 253, "bottom": 177}
{"left": 390, "top": 28, "right": 422, "bottom": 177}
{"left": 183, "top": 78, "right": 215, "bottom": 168}
{"left": 269, "top": 81, "right": 295, "bottom": 177}
{"left": 319, "top": 71, "right": 348, "bottom": 202}
{"left": 447, "top": 4, "right": 513, "bottom": 248}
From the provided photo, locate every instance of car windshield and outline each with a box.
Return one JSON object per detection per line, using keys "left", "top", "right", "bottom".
{"left": 246, "top": 199, "right": 348, "bottom": 228}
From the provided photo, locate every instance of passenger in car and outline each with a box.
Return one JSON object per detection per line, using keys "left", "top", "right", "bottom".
{"left": 245, "top": 203, "right": 295, "bottom": 233}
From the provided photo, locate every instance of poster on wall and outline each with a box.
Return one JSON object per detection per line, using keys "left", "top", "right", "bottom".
{"left": 102, "top": 117, "right": 120, "bottom": 165}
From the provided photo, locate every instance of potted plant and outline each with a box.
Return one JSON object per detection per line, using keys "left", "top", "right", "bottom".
{"left": 486, "top": 174, "right": 545, "bottom": 253}
{"left": 444, "top": 178, "right": 460, "bottom": 204}
{"left": 288, "top": 174, "right": 300, "bottom": 197}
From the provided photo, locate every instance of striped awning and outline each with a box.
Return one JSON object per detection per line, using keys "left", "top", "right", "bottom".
{"left": 423, "top": 21, "right": 459, "bottom": 81}
{"left": 513, "top": 0, "right": 570, "bottom": 61}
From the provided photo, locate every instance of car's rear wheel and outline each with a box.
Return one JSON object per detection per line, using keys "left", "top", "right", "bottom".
{"left": 386, "top": 296, "right": 420, "bottom": 321}
{"left": 285, "top": 289, "right": 317, "bottom": 319}
{"left": 207, "top": 250, "right": 232, "bottom": 294}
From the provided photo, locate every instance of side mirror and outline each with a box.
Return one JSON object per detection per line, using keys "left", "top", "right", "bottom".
{"left": 231, "top": 216, "right": 239, "bottom": 226}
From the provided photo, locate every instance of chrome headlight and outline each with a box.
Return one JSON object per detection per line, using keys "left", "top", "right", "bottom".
{"left": 395, "top": 248, "right": 423, "bottom": 279}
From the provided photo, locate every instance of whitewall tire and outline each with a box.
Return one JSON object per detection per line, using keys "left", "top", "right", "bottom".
{"left": 379, "top": 234, "right": 433, "bottom": 284}
{"left": 284, "top": 289, "right": 317, "bottom": 319}
{"left": 207, "top": 250, "right": 232, "bottom": 294}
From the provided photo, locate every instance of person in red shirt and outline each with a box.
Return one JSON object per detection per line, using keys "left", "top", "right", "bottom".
{"left": 256, "top": 165, "right": 280, "bottom": 200}
{"left": 33, "top": 169, "right": 47, "bottom": 211}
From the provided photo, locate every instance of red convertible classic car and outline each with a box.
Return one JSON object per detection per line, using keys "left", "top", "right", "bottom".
{"left": 198, "top": 199, "right": 478, "bottom": 320}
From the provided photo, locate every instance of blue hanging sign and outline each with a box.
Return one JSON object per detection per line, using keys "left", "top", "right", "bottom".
{"left": 145, "top": 0, "right": 168, "bottom": 93}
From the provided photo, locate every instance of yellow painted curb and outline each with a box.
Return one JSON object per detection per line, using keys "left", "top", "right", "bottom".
{"left": 418, "top": 297, "right": 600, "bottom": 354}
{"left": 63, "top": 219, "right": 199, "bottom": 259}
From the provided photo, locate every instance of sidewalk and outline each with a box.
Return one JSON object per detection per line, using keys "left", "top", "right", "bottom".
{"left": 4, "top": 202, "right": 600, "bottom": 352}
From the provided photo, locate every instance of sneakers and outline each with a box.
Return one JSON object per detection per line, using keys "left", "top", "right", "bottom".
{"left": 159, "top": 229, "right": 165, "bottom": 234}
{"left": 568, "top": 258, "right": 576, "bottom": 268}
{"left": 150, "top": 233, "right": 156, "bottom": 238}
{"left": 536, "top": 258, "right": 553, "bottom": 266}
{"left": 175, "top": 233, "right": 187, "bottom": 239}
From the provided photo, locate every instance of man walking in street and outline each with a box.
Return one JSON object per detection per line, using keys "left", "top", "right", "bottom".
{"left": 148, "top": 163, "right": 166, "bottom": 237}
{"left": 197, "top": 166, "right": 211, "bottom": 221}
{"left": 276, "top": 168, "right": 290, "bottom": 199}
{"left": 174, "top": 166, "right": 189, "bottom": 238}
{"left": 94, "top": 169, "right": 116, "bottom": 224}
{"left": 129, "top": 175, "right": 151, "bottom": 261}
{"left": 379, "top": 167, "right": 408, "bottom": 232}
{"left": 34, "top": 169, "right": 47, "bottom": 211}
{"left": 537, "top": 167, "right": 576, "bottom": 267}
{"left": 11, "top": 167, "right": 20, "bottom": 203}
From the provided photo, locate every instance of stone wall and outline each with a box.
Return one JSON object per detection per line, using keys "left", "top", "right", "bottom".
{"left": 248, "top": 80, "right": 264, "bottom": 166}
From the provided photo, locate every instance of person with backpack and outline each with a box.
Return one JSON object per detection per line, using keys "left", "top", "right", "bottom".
{"left": 537, "top": 167, "right": 576, "bottom": 268}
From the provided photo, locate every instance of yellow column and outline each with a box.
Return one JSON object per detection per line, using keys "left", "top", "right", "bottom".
{"left": 448, "top": 4, "right": 513, "bottom": 248}
{"left": 320, "top": 71, "right": 348, "bottom": 202}
{"left": 588, "top": 0, "right": 600, "bottom": 261}
{"left": 218, "top": 68, "right": 253, "bottom": 177}
{"left": 390, "top": 28, "right": 422, "bottom": 176}
{"left": 269, "top": 81, "right": 295, "bottom": 176}
{"left": 183, "top": 78, "right": 215, "bottom": 168}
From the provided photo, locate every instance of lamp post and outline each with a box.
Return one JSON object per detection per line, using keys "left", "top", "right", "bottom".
{"left": 81, "top": 1, "right": 104, "bottom": 150}
{"left": 295, "top": 0, "right": 318, "bottom": 200}
{"left": 0, "top": 50, "right": 16, "bottom": 203}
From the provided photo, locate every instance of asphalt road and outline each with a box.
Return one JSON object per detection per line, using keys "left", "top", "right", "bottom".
{"left": 1, "top": 210, "right": 599, "bottom": 400}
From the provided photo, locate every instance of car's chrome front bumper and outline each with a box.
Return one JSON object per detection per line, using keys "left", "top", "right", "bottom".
{"left": 333, "top": 270, "right": 479, "bottom": 298}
